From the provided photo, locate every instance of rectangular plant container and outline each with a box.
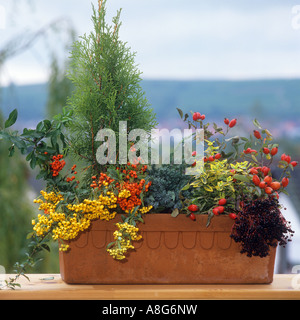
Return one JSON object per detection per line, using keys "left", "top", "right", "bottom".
{"left": 59, "top": 214, "right": 277, "bottom": 284}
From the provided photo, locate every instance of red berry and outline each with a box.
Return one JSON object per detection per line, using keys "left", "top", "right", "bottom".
{"left": 264, "top": 176, "right": 272, "bottom": 185}
{"left": 189, "top": 213, "right": 196, "bottom": 221}
{"left": 252, "top": 175, "right": 260, "bottom": 186}
{"left": 259, "top": 181, "right": 267, "bottom": 189}
{"left": 271, "top": 147, "right": 278, "bottom": 156}
{"left": 244, "top": 148, "right": 252, "bottom": 154}
{"left": 270, "top": 181, "right": 281, "bottom": 191}
{"left": 253, "top": 130, "right": 261, "bottom": 139}
{"left": 217, "top": 206, "right": 225, "bottom": 213}
{"left": 212, "top": 208, "right": 220, "bottom": 215}
{"left": 214, "top": 153, "right": 221, "bottom": 160}
{"left": 281, "top": 153, "right": 291, "bottom": 164}
{"left": 193, "top": 112, "right": 201, "bottom": 121}
{"left": 188, "top": 204, "right": 198, "bottom": 212}
{"left": 261, "top": 166, "right": 270, "bottom": 176}
{"left": 208, "top": 156, "right": 214, "bottom": 162}
{"left": 192, "top": 151, "right": 197, "bottom": 156}
{"left": 218, "top": 198, "right": 227, "bottom": 205}
{"left": 291, "top": 161, "right": 298, "bottom": 167}
{"left": 200, "top": 114, "right": 206, "bottom": 120}
{"left": 265, "top": 187, "right": 273, "bottom": 194}
{"left": 229, "top": 213, "right": 237, "bottom": 220}
{"left": 282, "top": 177, "right": 289, "bottom": 188}
{"left": 224, "top": 118, "right": 230, "bottom": 125}
{"left": 263, "top": 148, "right": 270, "bottom": 154}
{"left": 249, "top": 168, "right": 258, "bottom": 175}
{"left": 229, "top": 119, "right": 237, "bottom": 128}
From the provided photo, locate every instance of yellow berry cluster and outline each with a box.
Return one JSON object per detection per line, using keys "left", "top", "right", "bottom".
{"left": 66, "top": 193, "right": 118, "bottom": 221}
{"left": 107, "top": 222, "right": 142, "bottom": 260}
{"left": 32, "top": 190, "right": 118, "bottom": 250}
{"left": 59, "top": 243, "right": 70, "bottom": 252}
{"left": 139, "top": 205, "right": 153, "bottom": 214}
{"left": 118, "top": 189, "right": 131, "bottom": 199}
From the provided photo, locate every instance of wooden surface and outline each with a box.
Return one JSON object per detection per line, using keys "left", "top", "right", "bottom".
{"left": 0, "top": 274, "right": 300, "bottom": 300}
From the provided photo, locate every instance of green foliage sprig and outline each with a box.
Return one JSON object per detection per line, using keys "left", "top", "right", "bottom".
{"left": 66, "top": 0, "right": 157, "bottom": 174}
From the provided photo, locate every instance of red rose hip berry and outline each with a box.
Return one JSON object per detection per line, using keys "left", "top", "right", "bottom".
{"left": 229, "top": 213, "right": 237, "bottom": 220}
{"left": 189, "top": 213, "right": 196, "bottom": 221}
{"left": 188, "top": 204, "right": 198, "bottom": 212}
{"left": 218, "top": 198, "right": 227, "bottom": 205}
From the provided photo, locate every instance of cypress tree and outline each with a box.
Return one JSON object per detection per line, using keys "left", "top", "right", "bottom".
{"left": 66, "top": 0, "right": 157, "bottom": 173}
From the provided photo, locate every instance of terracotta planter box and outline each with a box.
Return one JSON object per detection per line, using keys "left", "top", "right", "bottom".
{"left": 59, "top": 214, "right": 277, "bottom": 284}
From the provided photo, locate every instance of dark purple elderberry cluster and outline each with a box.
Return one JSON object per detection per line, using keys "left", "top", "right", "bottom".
{"left": 230, "top": 197, "right": 294, "bottom": 258}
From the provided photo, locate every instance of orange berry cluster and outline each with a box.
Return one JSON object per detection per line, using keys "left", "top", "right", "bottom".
{"left": 116, "top": 163, "right": 151, "bottom": 213}
{"left": 90, "top": 172, "right": 114, "bottom": 189}
{"left": 66, "top": 165, "right": 77, "bottom": 182}
{"left": 50, "top": 154, "right": 66, "bottom": 177}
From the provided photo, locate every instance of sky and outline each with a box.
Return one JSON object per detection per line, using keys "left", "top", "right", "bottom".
{"left": 1, "top": 0, "right": 300, "bottom": 85}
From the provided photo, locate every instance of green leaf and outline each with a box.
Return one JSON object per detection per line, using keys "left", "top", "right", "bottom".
{"left": 26, "top": 151, "right": 34, "bottom": 161}
{"left": 26, "top": 232, "right": 34, "bottom": 239}
{"left": 233, "top": 174, "right": 251, "bottom": 183}
{"left": 181, "top": 183, "right": 190, "bottom": 191}
{"left": 5, "top": 109, "right": 18, "bottom": 128}
{"left": 176, "top": 107, "right": 183, "bottom": 119}
{"left": 30, "top": 155, "right": 37, "bottom": 169}
{"left": 106, "top": 241, "right": 115, "bottom": 249}
{"left": 8, "top": 145, "right": 15, "bottom": 157}
{"left": 137, "top": 217, "right": 144, "bottom": 223}
{"left": 252, "top": 119, "right": 262, "bottom": 129}
{"left": 225, "top": 135, "right": 239, "bottom": 142}
{"left": 251, "top": 154, "right": 258, "bottom": 163}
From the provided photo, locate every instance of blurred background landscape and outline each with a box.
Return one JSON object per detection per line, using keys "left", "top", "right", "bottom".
{"left": 1, "top": 0, "right": 300, "bottom": 274}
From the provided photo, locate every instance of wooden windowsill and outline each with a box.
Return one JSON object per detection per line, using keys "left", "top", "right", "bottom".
{"left": 0, "top": 274, "right": 299, "bottom": 300}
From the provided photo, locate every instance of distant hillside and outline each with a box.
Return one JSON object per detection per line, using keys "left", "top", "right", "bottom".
{"left": 0, "top": 83, "right": 47, "bottom": 128}
{"left": 1, "top": 79, "right": 300, "bottom": 129}
{"left": 142, "top": 79, "right": 300, "bottom": 125}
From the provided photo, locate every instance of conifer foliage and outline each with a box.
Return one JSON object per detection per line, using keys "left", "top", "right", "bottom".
{"left": 66, "top": 0, "right": 157, "bottom": 173}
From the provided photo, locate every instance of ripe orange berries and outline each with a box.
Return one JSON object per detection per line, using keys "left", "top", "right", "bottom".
{"left": 49, "top": 154, "right": 65, "bottom": 177}
{"left": 90, "top": 173, "right": 114, "bottom": 189}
